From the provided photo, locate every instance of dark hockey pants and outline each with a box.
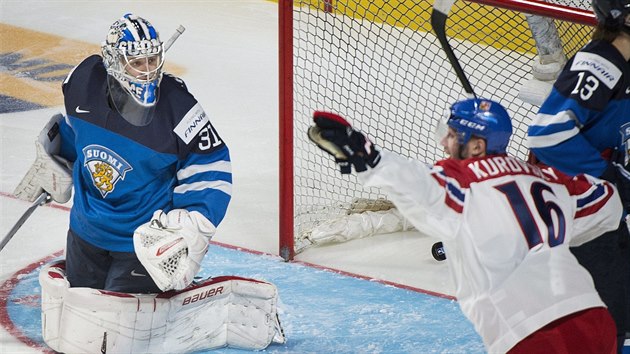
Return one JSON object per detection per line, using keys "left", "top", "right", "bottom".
{"left": 64, "top": 229, "right": 162, "bottom": 293}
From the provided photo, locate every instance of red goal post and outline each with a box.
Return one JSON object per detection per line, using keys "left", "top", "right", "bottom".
{"left": 278, "top": 0, "right": 596, "bottom": 261}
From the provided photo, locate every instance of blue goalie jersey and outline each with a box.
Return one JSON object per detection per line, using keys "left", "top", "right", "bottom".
{"left": 527, "top": 40, "right": 630, "bottom": 177}
{"left": 59, "top": 55, "right": 232, "bottom": 252}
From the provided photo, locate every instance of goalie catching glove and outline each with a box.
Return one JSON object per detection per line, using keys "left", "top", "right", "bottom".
{"left": 14, "top": 114, "right": 73, "bottom": 203}
{"left": 133, "top": 209, "right": 216, "bottom": 291}
{"left": 307, "top": 111, "right": 381, "bottom": 174}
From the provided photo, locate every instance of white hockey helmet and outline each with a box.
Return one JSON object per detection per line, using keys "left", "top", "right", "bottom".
{"left": 101, "top": 13, "right": 164, "bottom": 107}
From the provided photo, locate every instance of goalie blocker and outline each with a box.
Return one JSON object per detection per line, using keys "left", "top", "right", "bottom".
{"left": 39, "top": 260, "right": 286, "bottom": 353}
{"left": 13, "top": 113, "right": 73, "bottom": 204}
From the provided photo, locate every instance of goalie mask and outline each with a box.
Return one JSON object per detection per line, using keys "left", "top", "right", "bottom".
{"left": 438, "top": 98, "right": 513, "bottom": 155}
{"left": 102, "top": 14, "right": 164, "bottom": 109}
{"left": 592, "top": 0, "right": 630, "bottom": 35}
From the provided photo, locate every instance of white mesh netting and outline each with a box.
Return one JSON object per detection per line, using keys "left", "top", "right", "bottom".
{"left": 290, "top": 0, "right": 592, "bottom": 254}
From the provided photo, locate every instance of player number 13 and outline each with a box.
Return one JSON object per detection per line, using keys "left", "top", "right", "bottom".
{"left": 571, "top": 72, "right": 600, "bottom": 101}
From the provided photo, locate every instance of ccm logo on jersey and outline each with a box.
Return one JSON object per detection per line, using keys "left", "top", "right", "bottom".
{"left": 182, "top": 286, "right": 225, "bottom": 305}
{"left": 570, "top": 52, "right": 622, "bottom": 89}
{"left": 174, "top": 103, "right": 210, "bottom": 144}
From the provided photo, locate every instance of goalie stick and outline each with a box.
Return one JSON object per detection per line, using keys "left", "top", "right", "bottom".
{"left": 431, "top": 0, "right": 477, "bottom": 98}
{"left": 0, "top": 192, "right": 51, "bottom": 252}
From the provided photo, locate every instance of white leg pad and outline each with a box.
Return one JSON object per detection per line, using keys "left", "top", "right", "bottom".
{"left": 226, "top": 277, "right": 286, "bottom": 349}
{"left": 39, "top": 260, "right": 70, "bottom": 353}
{"left": 41, "top": 271, "right": 285, "bottom": 354}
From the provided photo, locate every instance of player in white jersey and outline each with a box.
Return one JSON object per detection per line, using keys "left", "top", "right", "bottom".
{"left": 307, "top": 98, "right": 622, "bottom": 353}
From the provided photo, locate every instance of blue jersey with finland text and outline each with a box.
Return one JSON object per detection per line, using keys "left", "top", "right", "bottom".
{"left": 527, "top": 40, "right": 630, "bottom": 177}
{"left": 58, "top": 55, "right": 232, "bottom": 252}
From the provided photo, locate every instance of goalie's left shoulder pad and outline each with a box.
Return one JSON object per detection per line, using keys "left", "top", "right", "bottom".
{"left": 47, "top": 273, "right": 285, "bottom": 354}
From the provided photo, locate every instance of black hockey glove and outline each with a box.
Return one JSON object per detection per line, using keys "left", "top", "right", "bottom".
{"left": 307, "top": 111, "right": 381, "bottom": 174}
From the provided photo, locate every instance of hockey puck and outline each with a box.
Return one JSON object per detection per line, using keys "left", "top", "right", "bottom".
{"left": 431, "top": 241, "right": 446, "bottom": 261}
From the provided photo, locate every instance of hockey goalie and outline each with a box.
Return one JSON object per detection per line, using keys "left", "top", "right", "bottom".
{"left": 11, "top": 12, "right": 286, "bottom": 353}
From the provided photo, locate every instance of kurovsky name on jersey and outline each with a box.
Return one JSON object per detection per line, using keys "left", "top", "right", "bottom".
{"left": 467, "top": 155, "right": 557, "bottom": 181}
{"left": 174, "top": 103, "right": 210, "bottom": 144}
{"left": 82, "top": 145, "right": 133, "bottom": 197}
{"left": 570, "top": 52, "right": 622, "bottom": 89}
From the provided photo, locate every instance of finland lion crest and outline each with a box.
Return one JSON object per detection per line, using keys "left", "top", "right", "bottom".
{"left": 82, "top": 144, "right": 132, "bottom": 197}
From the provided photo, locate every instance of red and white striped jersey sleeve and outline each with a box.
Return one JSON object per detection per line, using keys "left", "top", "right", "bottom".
{"left": 560, "top": 170, "right": 622, "bottom": 246}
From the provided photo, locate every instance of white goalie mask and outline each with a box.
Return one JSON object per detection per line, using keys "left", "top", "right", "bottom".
{"left": 101, "top": 13, "right": 165, "bottom": 108}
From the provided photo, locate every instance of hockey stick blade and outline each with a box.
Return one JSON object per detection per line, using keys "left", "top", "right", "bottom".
{"left": 431, "top": 0, "right": 477, "bottom": 98}
{"left": 0, "top": 192, "right": 51, "bottom": 252}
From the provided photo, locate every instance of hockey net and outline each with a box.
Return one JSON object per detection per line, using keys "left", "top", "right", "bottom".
{"left": 279, "top": 0, "right": 596, "bottom": 260}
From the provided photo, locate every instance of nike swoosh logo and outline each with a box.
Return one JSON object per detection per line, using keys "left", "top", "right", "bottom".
{"left": 156, "top": 237, "right": 184, "bottom": 257}
{"left": 626, "top": 87, "right": 630, "bottom": 94}
{"left": 130, "top": 270, "right": 146, "bottom": 277}
{"left": 75, "top": 106, "right": 90, "bottom": 114}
